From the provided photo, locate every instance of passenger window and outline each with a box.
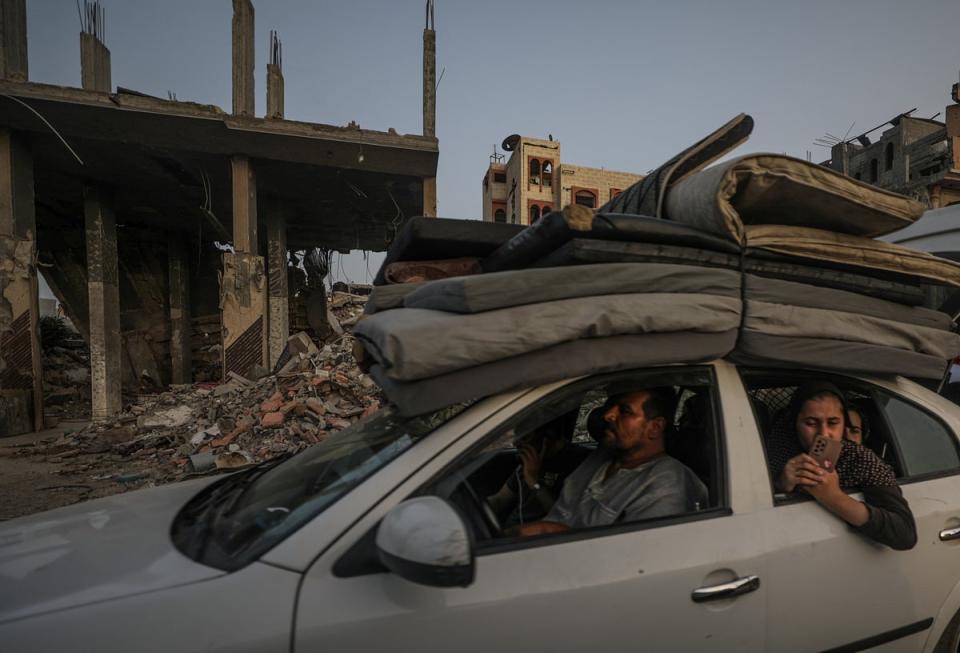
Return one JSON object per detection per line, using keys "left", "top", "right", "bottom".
{"left": 877, "top": 393, "right": 960, "bottom": 478}
{"left": 419, "top": 368, "right": 725, "bottom": 546}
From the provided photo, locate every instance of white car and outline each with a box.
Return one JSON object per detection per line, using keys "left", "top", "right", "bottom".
{"left": 3, "top": 361, "right": 960, "bottom": 652}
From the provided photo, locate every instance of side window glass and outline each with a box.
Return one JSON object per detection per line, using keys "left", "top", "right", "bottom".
{"left": 877, "top": 393, "right": 960, "bottom": 477}
{"left": 421, "top": 369, "right": 723, "bottom": 546}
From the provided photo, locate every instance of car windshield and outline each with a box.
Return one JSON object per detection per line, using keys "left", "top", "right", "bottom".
{"left": 172, "top": 401, "right": 474, "bottom": 570}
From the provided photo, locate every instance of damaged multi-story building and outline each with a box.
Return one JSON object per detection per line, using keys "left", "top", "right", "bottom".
{"left": 481, "top": 135, "right": 643, "bottom": 225}
{"left": 0, "top": 0, "right": 439, "bottom": 436}
{"left": 821, "top": 80, "right": 960, "bottom": 209}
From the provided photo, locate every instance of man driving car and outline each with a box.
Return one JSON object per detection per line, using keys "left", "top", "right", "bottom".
{"left": 518, "top": 387, "right": 708, "bottom": 536}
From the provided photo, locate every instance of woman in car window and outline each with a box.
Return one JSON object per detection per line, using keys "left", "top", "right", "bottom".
{"left": 765, "top": 381, "right": 916, "bottom": 550}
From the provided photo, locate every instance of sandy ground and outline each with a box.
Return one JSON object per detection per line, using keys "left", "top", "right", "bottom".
{"left": 0, "top": 421, "right": 157, "bottom": 522}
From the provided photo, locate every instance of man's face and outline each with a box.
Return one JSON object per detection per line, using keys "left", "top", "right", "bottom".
{"left": 601, "top": 391, "right": 664, "bottom": 454}
{"left": 796, "top": 395, "right": 845, "bottom": 451}
{"left": 846, "top": 410, "right": 864, "bottom": 444}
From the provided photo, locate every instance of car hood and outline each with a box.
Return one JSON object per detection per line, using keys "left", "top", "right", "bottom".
{"left": 0, "top": 477, "right": 225, "bottom": 623}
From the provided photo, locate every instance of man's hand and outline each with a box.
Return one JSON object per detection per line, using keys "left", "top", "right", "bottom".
{"left": 519, "top": 439, "right": 547, "bottom": 489}
{"left": 776, "top": 453, "right": 825, "bottom": 493}
{"left": 517, "top": 521, "right": 569, "bottom": 537}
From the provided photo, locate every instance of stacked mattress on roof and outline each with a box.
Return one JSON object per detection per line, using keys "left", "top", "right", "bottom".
{"left": 361, "top": 116, "right": 960, "bottom": 415}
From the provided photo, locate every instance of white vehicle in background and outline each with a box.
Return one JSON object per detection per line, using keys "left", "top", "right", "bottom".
{"left": 3, "top": 360, "right": 960, "bottom": 652}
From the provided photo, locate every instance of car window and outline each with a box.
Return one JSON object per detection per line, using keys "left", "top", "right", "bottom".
{"left": 742, "top": 370, "right": 960, "bottom": 496}
{"left": 876, "top": 392, "right": 960, "bottom": 479}
{"left": 421, "top": 367, "right": 725, "bottom": 548}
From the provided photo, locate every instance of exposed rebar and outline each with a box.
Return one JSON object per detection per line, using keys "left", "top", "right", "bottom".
{"left": 80, "top": 0, "right": 106, "bottom": 42}
{"left": 270, "top": 30, "right": 282, "bottom": 70}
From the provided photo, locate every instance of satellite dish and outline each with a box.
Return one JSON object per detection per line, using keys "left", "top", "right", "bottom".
{"left": 502, "top": 134, "right": 520, "bottom": 151}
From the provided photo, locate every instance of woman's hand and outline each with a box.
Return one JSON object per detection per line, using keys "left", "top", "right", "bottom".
{"left": 805, "top": 460, "right": 869, "bottom": 527}
{"left": 776, "top": 453, "right": 825, "bottom": 493}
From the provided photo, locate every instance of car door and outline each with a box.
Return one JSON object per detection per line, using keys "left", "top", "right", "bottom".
{"left": 294, "top": 364, "right": 772, "bottom": 652}
{"left": 741, "top": 370, "right": 960, "bottom": 652}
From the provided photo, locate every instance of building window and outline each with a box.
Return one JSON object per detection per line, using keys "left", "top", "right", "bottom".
{"left": 870, "top": 159, "right": 879, "bottom": 183}
{"left": 494, "top": 209, "right": 506, "bottom": 223}
{"left": 542, "top": 161, "right": 553, "bottom": 188}
{"left": 610, "top": 188, "right": 622, "bottom": 200}
{"left": 543, "top": 205, "right": 552, "bottom": 214}
{"left": 493, "top": 172, "right": 506, "bottom": 183}
{"left": 529, "top": 158, "right": 541, "bottom": 186}
{"left": 884, "top": 143, "right": 894, "bottom": 171}
{"left": 530, "top": 204, "right": 541, "bottom": 224}
{"left": 574, "top": 189, "right": 597, "bottom": 209}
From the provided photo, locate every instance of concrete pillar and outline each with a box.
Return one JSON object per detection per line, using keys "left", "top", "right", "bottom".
{"left": 0, "top": 129, "right": 42, "bottom": 435}
{"left": 422, "top": 16, "right": 436, "bottom": 138}
{"left": 266, "top": 30, "right": 283, "bottom": 119}
{"left": 168, "top": 235, "right": 191, "bottom": 385}
{"left": 422, "top": 176, "right": 437, "bottom": 217}
{"left": 80, "top": 34, "right": 111, "bottom": 93}
{"left": 266, "top": 64, "right": 284, "bottom": 119}
{"left": 946, "top": 104, "right": 960, "bottom": 171}
{"left": 84, "top": 186, "right": 121, "bottom": 420}
{"left": 265, "top": 203, "right": 288, "bottom": 368}
{"left": 231, "top": 156, "right": 257, "bottom": 253}
{"left": 0, "top": 0, "right": 28, "bottom": 81}
{"left": 222, "top": 155, "right": 266, "bottom": 378}
{"left": 232, "top": 0, "right": 255, "bottom": 116}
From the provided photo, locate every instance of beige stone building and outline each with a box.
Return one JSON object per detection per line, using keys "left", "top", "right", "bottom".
{"left": 482, "top": 136, "right": 643, "bottom": 225}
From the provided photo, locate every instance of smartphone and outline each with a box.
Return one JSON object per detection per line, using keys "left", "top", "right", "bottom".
{"left": 809, "top": 435, "right": 842, "bottom": 469}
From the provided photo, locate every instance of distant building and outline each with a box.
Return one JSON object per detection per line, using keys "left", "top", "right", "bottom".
{"left": 821, "top": 82, "right": 960, "bottom": 209}
{"left": 481, "top": 136, "right": 644, "bottom": 225}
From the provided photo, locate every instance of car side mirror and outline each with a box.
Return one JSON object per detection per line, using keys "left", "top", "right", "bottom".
{"left": 376, "top": 496, "right": 475, "bottom": 588}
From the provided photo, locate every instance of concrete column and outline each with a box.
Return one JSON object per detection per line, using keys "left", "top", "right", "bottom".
{"left": 0, "top": 129, "right": 42, "bottom": 435}
{"left": 266, "top": 64, "right": 284, "bottom": 119}
{"left": 422, "top": 176, "right": 437, "bottom": 217}
{"left": 265, "top": 203, "right": 288, "bottom": 368}
{"left": 84, "top": 186, "right": 121, "bottom": 420}
{"left": 231, "top": 156, "right": 257, "bottom": 253}
{"left": 80, "top": 33, "right": 111, "bottom": 93}
{"left": 946, "top": 104, "right": 960, "bottom": 171}
{"left": 266, "top": 30, "right": 283, "bottom": 119}
{"left": 0, "top": 0, "right": 28, "bottom": 81}
{"left": 232, "top": 0, "right": 255, "bottom": 116}
{"left": 422, "top": 26, "right": 436, "bottom": 138}
{"left": 167, "top": 234, "right": 191, "bottom": 384}
{"left": 222, "top": 155, "right": 266, "bottom": 378}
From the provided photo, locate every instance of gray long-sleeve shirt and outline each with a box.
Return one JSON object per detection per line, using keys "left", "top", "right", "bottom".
{"left": 546, "top": 450, "right": 708, "bottom": 529}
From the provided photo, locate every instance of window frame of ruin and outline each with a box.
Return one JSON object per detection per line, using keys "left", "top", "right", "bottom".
{"left": 884, "top": 142, "right": 894, "bottom": 172}
{"left": 870, "top": 158, "right": 879, "bottom": 183}
{"left": 542, "top": 160, "right": 553, "bottom": 188}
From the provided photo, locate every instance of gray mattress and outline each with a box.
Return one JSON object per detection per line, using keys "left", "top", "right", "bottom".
{"left": 355, "top": 293, "right": 743, "bottom": 381}
{"left": 402, "top": 263, "right": 741, "bottom": 314}
{"left": 373, "top": 330, "right": 739, "bottom": 416}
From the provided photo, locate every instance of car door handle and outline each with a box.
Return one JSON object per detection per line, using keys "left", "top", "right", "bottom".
{"left": 940, "top": 527, "right": 960, "bottom": 542}
{"left": 691, "top": 575, "right": 760, "bottom": 603}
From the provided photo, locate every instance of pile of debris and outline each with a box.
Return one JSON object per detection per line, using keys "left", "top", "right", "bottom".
{"left": 39, "top": 316, "right": 91, "bottom": 422}
{"left": 9, "top": 293, "right": 382, "bottom": 495}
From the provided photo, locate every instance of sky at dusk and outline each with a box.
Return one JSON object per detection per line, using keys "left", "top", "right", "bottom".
{"left": 23, "top": 0, "right": 960, "bottom": 286}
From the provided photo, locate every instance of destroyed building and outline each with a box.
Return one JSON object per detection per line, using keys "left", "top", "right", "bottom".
{"left": 0, "top": 0, "right": 439, "bottom": 436}
{"left": 820, "top": 79, "right": 960, "bottom": 209}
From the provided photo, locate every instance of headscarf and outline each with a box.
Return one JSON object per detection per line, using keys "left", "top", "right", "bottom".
{"left": 764, "top": 381, "right": 896, "bottom": 489}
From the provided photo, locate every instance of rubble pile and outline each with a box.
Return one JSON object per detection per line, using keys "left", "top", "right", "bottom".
{"left": 39, "top": 317, "right": 91, "bottom": 421}
{"left": 10, "top": 292, "right": 381, "bottom": 495}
